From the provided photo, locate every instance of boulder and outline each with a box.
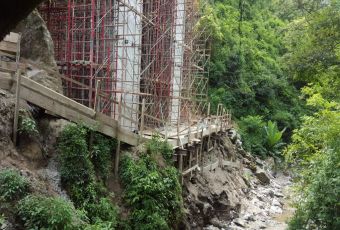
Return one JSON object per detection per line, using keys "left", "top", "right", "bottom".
{"left": 255, "top": 169, "right": 270, "bottom": 185}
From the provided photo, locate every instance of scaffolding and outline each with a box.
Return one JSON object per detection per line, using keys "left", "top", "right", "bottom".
{"left": 39, "top": 0, "right": 210, "bottom": 133}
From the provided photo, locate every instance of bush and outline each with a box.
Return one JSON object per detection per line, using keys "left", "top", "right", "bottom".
{"left": 57, "top": 124, "right": 119, "bottom": 227}
{"left": 85, "top": 198, "right": 118, "bottom": 227}
{"left": 58, "top": 124, "right": 94, "bottom": 186}
{"left": 58, "top": 124, "right": 96, "bottom": 206}
{"left": 18, "top": 195, "right": 85, "bottom": 230}
{"left": 288, "top": 149, "right": 340, "bottom": 230}
{"left": 120, "top": 149, "right": 183, "bottom": 229}
{"left": 145, "top": 134, "right": 173, "bottom": 163}
{"left": 91, "top": 133, "right": 117, "bottom": 180}
{"left": 0, "top": 169, "right": 29, "bottom": 202}
{"left": 238, "top": 115, "right": 266, "bottom": 157}
{"left": 285, "top": 102, "right": 340, "bottom": 229}
{"left": 18, "top": 116, "right": 39, "bottom": 136}
{"left": 0, "top": 214, "right": 5, "bottom": 226}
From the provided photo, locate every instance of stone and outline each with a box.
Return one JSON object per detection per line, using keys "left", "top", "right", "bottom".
{"left": 255, "top": 169, "right": 270, "bottom": 185}
{"left": 269, "top": 205, "right": 282, "bottom": 214}
{"left": 233, "top": 218, "right": 246, "bottom": 227}
{"left": 227, "top": 129, "right": 238, "bottom": 143}
{"left": 211, "top": 217, "right": 225, "bottom": 228}
{"left": 272, "top": 198, "right": 282, "bottom": 207}
{"left": 244, "top": 213, "right": 255, "bottom": 222}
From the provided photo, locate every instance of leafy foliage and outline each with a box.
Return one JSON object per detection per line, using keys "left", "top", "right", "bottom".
{"left": 145, "top": 134, "right": 173, "bottom": 163}
{"left": 238, "top": 115, "right": 266, "bottom": 156}
{"left": 120, "top": 140, "right": 183, "bottom": 229}
{"left": 91, "top": 133, "right": 117, "bottom": 180}
{"left": 85, "top": 197, "right": 118, "bottom": 227}
{"left": 203, "top": 0, "right": 304, "bottom": 138}
{"left": 18, "top": 116, "right": 39, "bottom": 136}
{"left": 58, "top": 124, "right": 96, "bottom": 206}
{"left": 0, "top": 214, "right": 4, "bottom": 226}
{"left": 57, "top": 124, "right": 118, "bottom": 226}
{"left": 18, "top": 195, "right": 85, "bottom": 230}
{"left": 264, "top": 120, "right": 286, "bottom": 156}
{"left": 286, "top": 107, "right": 340, "bottom": 229}
{"left": 0, "top": 169, "right": 29, "bottom": 202}
{"left": 238, "top": 116, "right": 285, "bottom": 158}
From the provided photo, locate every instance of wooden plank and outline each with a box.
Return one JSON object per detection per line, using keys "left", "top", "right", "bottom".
{"left": 4, "top": 32, "right": 19, "bottom": 43}
{"left": 182, "top": 164, "right": 199, "bottom": 176}
{"left": 0, "top": 41, "right": 17, "bottom": 54}
{"left": 0, "top": 72, "right": 13, "bottom": 90}
{"left": 203, "top": 160, "right": 219, "bottom": 172}
{"left": 0, "top": 51, "right": 16, "bottom": 59}
{"left": 13, "top": 69, "right": 21, "bottom": 146}
{"left": 0, "top": 61, "right": 24, "bottom": 72}
{"left": 20, "top": 76, "right": 95, "bottom": 117}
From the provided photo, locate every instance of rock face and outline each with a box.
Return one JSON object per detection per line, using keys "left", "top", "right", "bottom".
{"left": 14, "top": 10, "right": 63, "bottom": 93}
{"left": 0, "top": 89, "right": 17, "bottom": 159}
{"left": 15, "top": 10, "right": 56, "bottom": 68}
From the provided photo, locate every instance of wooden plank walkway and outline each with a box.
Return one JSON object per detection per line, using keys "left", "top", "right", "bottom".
{"left": 0, "top": 75, "right": 142, "bottom": 146}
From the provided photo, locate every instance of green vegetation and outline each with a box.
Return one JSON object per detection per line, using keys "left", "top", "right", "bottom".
{"left": 120, "top": 137, "right": 183, "bottom": 229}
{"left": 203, "top": 0, "right": 339, "bottom": 228}
{"left": 238, "top": 116, "right": 285, "bottom": 158}
{"left": 18, "top": 116, "right": 39, "bottom": 136}
{"left": 91, "top": 133, "right": 117, "bottom": 180}
{"left": 0, "top": 169, "right": 29, "bottom": 202}
{"left": 202, "top": 0, "right": 304, "bottom": 142}
{"left": 0, "top": 214, "right": 5, "bottom": 226}
{"left": 145, "top": 134, "right": 173, "bottom": 163}
{"left": 57, "top": 123, "right": 118, "bottom": 227}
{"left": 18, "top": 195, "right": 85, "bottom": 230}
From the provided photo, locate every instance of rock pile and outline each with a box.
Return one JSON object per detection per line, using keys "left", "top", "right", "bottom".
{"left": 182, "top": 130, "right": 291, "bottom": 229}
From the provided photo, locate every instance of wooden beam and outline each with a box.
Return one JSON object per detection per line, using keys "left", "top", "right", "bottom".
{"left": 12, "top": 70, "right": 21, "bottom": 146}
{"left": 0, "top": 72, "right": 12, "bottom": 90}
{"left": 0, "top": 41, "right": 17, "bottom": 54}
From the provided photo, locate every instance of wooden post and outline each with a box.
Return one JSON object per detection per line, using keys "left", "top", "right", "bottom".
{"left": 188, "top": 148, "right": 192, "bottom": 178}
{"left": 188, "top": 112, "right": 191, "bottom": 144}
{"left": 207, "top": 103, "right": 211, "bottom": 150}
{"left": 139, "top": 98, "right": 146, "bottom": 141}
{"left": 178, "top": 149, "right": 184, "bottom": 184}
{"left": 199, "top": 127, "right": 204, "bottom": 167}
{"left": 114, "top": 95, "right": 123, "bottom": 178}
{"left": 93, "top": 79, "right": 101, "bottom": 112}
{"left": 13, "top": 70, "right": 21, "bottom": 146}
{"left": 89, "top": 80, "right": 101, "bottom": 151}
{"left": 12, "top": 34, "right": 22, "bottom": 146}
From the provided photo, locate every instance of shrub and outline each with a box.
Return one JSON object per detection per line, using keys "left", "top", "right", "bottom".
{"left": 120, "top": 150, "right": 183, "bottom": 229}
{"left": 18, "top": 195, "right": 85, "bottom": 230}
{"left": 91, "top": 133, "right": 117, "bottom": 180}
{"left": 84, "top": 221, "right": 116, "bottom": 230}
{"left": 0, "top": 169, "right": 29, "bottom": 202}
{"left": 145, "top": 134, "right": 173, "bottom": 163}
{"left": 0, "top": 214, "right": 5, "bottom": 226}
{"left": 288, "top": 149, "right": 340, "bottom": 230}
{"left": 285, "top": 103, "right": 340, "bottom": 229}
{"left": 238, "top": 115, "right": 266, "bottom": 157}
{"left": 264, "top": 120, "right": 286, "bottom": 158}
{"left": 18, "top": 116, "right": 39, "bottom": 136}
{"left": 58, "top": 124, "right": 96, "bottom": 206}
{"left": 57, "top": 124, "right": 119, "bottom": 227}
{"left": 85, "top": 198, "right": 118, "bottom": 227}
{"left": 58, "top": 124, "right": 94, "bottom": 186}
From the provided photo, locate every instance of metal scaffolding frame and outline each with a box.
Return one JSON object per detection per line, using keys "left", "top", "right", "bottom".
{"left": 39, "top": 0, "right": 210, "bottom": 134}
